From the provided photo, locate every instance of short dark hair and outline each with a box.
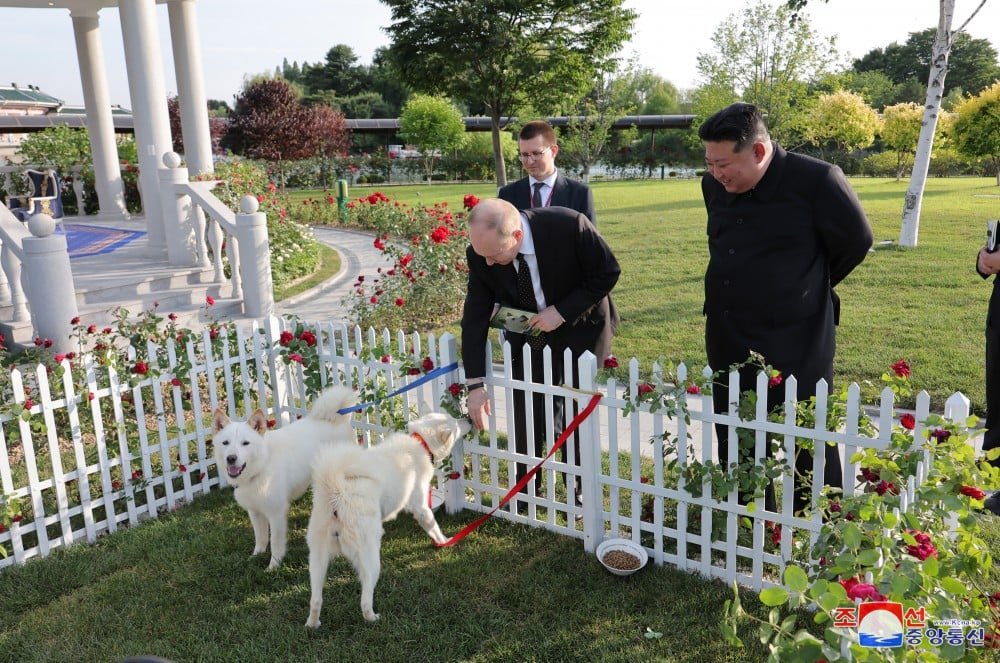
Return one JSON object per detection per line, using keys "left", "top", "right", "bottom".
{"left": 698, "top": 103, "right": 770, "bottom": 152}
{"left": 519, "top": 120, "right": 556, "bottom": 145}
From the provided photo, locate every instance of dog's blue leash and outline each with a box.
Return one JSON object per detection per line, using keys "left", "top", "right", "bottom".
{"left": 337, "top": 362, "right": 460, "bottom": 415}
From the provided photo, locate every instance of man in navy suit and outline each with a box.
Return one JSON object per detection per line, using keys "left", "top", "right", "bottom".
{"left": 976, "top": 245, "right": 1000, "bottom": 515}
{"left": 499, "top": 120, "right": 596, "bottom": 224}
{"left": 461, "top": 199, "right": 619, "bottom": 510}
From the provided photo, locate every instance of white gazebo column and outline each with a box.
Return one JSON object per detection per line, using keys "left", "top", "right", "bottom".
{"left": 167, "top": 0, "right": 214, "bottom": 176}
{"left": 71, "top": 7, "right": 130, "bottom": 222}
{"left": 119, "top": 0, "right": 173, "bottom": 259}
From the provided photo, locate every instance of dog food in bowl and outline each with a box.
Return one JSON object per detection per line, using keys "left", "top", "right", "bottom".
{"left": 596, "top": 538, "right": 649, "bottom": 576}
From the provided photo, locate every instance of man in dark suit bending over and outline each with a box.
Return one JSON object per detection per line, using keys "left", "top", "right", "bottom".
{"left": 700, "top": 102, "right": 873, "bottom": 514}
{"left": 461, "top": 198, "right": 619, "bottom": 509}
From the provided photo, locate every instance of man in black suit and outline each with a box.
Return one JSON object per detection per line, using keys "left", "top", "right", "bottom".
{"left": 976, "top": 245, "right": 1000, "bottom": 514}
{"left": 499, "top": 120, "right": 596, "bottom": 224}
{"left": 461, "top": 199, "right": 620, "bottom": 509}
{"left": 699, "top": 103, "right": 873, "bottom": 514}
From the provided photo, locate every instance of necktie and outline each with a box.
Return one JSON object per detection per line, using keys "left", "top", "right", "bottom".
{"left": 532, "top": 182, "right": 544, "bottom": 208}
{"left": 516, "top": 253, "right": 546, "bottom": 350}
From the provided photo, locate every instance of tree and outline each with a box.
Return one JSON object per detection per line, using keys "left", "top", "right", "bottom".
{"left": 881, "top": 102, "right": 929, "bottom": 180}
{"left": 223, "top": 78, "right": 349, "bottom": 189}
{"left": 853, "top": 27, "right": 1000, "bottom": 98}
{"left": 694, "top": 1, "right": 837, "bottom": 143}
{"left": 558, "top": 64, "right": 637, "bottom": 182}
{"left": 382, "top": 0, "right": 636, "bottom": 187}
{"left": 952, "top": 81, "right": 1000, "bottom": 185}
{"left": 166, "top": 96, "right": 228, "bottom": 156}
{"left": 302, "top": 45, "right": 369, "bottom": 97}
{"left": 806, "top": 90, "right": 880, "bottom": 154}
{"left": 16, "top": 125, "right": 91, "bottom": 176}
{"left": 398, "top": 94, "right": 466, "bottom": 183}
{"left": 787, "top": 0, "right": 988, "bottom": 246}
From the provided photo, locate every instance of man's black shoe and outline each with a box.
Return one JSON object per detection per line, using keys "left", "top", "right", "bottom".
{"left": 984, "top": 491, "right": 1000, "bottom": 516}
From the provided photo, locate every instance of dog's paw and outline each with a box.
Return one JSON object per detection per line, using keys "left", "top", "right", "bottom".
{"left": 267, "top": 557, "right": 282, "bottom": 570}
{"left": 305, "top": 616, "right": 321, "bottom": 629}
{"left": 363, "top": 610, "right": 380, "bottom": 622}
{"left": 252, "top": 546, "right": 267, "bottom": 555}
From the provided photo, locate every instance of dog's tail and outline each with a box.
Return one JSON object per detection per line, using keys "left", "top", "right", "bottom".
{"left": 308, "top": 385, "right": 359, "bottom": 424}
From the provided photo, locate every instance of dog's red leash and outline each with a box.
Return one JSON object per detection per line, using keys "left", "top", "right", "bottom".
{"left": 434, "top": 392, "right": 602, "bottom": 548}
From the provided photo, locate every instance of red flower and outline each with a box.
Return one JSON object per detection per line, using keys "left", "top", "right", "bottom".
{"left": 860, "top": 468, "right": 880, "bottom": 483}
{"left": 448, "top": 383, "right": 463, "bottom": 397}
{"left": 686, "top": 384, "right": 701, "bottom": 395}
{"left": 87, "top": 392, "right": 95, "bottom": 401}
{"left": 381, "top": 355, "right": 392, "bottom": 363}
{"left": 603, "top": 356, "right": 619, "bottom": 369}
{"left": 11, "top": 514, "right": 22, "bottom": 523}
{"left": 34, "top": 337, "right": 44, "bottom": 346}
{"left": 205, "top": 295, "right": 215, "bottom": 306}
{"left": 904, "top": 530, "right": 937, "bottom": 560}
{"left": 267, "top": 418, "right": 276, "bottom": 429}
{"left": 298, "top": 330, "right": 317, "bottom": 347}
{"left": 370, "top": 296, "right": 378, "bottom": 304}
{"left": 132, "top": 361, "right": 149, "bottom": 375}
{"left": 168, "top": 313, "right": 178, "bottom": 321}
{"left": 637, "top": 383, "right": 655, "bottom": 396}
{"left": 279, "top": 330, "right": 294, "bottom": 346}
{"left": 891, "top": 359, "right": 911, "bottom": 378}
{"left": 408, "top": 367, "right": 421, "bottom": 375}
{"left": 399, "top": 253, "right": 413, "bottom": 267}
{"left": 876, "top": 480, "right": 899, "bottom": 496}
{"left": 430, "top": 225, "right": 450, "bottom": 244}
{"left": 447, "top": 472, "right": 462, "bottom": 480}
{"left": 87, "top": 324, "right": 97, "bottom": 334}
{"left": 960, "top": 485, "right": 987, "bottom": 500}
{"left": 171, "top": 377, "right": 182, "bottom": 387}
{"left": 131, "top": 470, "right": 142, "bottom": 481}
{"left": 463, "top": 194, "right": 480, "bottom": 210}
{"left": 70, "top": 316, "right": 80, "bottom": 325}
{"left": 288, "top": 353, "right": 304, "bottom": 364}
{"left": 374, "top": 237, "right": 386, "bottom": 251}
{"left": 929, "top": 428, "right": 951, "bottom": 442}
{"left": 55, "top": 354, "right": 66, "bottom": 363}
{"left": 23, "top": 398, "right": 34, "bottom": 410}
{"left": 839, "top": 577, "right": 886, "bottom": 601}
{"left": 422, "top": 357, "right": 434, "bottom": 372}
{"left": 395, "top": 297, "right": 406, "bottom": 307}
{"left": 899, "top": 413, "right": 916, "bottom": 430}
{"left": 112, "top": 480, "right": 122, "bottom": 490}
{"left": 768, "top": 373, "right": 783, "bottom": 387}
{"left": 770, "top": 524, "right": 782, "bottom": 547}
{"left": 66, "top": 352, "right": 76, "bottom": 360}
{"left": 103, "top": 327, "right": 112, "bottom": 334}
{"left": 639, "top": 476, "right": 650, "bottom": 484}
{"left": 178, "top": 464, "right": 187, "bottom": 473}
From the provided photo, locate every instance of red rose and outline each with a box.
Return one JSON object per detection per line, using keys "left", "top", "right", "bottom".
{"left": 840, "top": 577, "right": 887, "bottom": 602}
{"left": 87, "top": 324, "right": 97, "bottom": 334}
{"left": 112, "top": 480, "right": 122, "bottom": 490}
{"left": 381, "top": 355, "right": 391, "bottom": 363}
{"left": 430, "top": 226, "right": 450, "bottom": 244}
{"left": 71, "top": 316, "right": 80, "bottom": 325}
{"left": 860, "top": 467, "right": 880, "bottom": 483}
{"left": 463, "top": 194, "right": 480, "bottom": 210}
{"left": 639, "top": 476, "right": 650, "bottom": 484}
{"left": 399, "top": 253, "right": 413, "bottom": 267}
{"left": 168, "top": 312, "right": 178, "bottom": 321}
{"left": 171, "top": 377, "right": 182, "bottom": 387}
{"left": 374, "top": 237, "right": 386, "bottom": 251}
{"left": 132, "top": 361, "right": 148, "bottom": 375}
{"left": 637, "top": 383, "right": 655, "bottom": 395}
{"left": 23, "top": 398, "right": 34, "bottom": 410}
{"left": 288, "top": 353, "right": 304, "bottom": 364}
{"left": 103, "top": 327, "right": 112, "bottom": 334}
{"left": 131, "top": 470, "right": 142, "bottom": 480}
{"left": 905, "top": 530, "right": 937, "bottom": 560}
{"left": 899, "top": 413, "right": 916, "bottom": 430}
{"left": 279, "top": 330, "right": 294, "bottom": 346}
{"left": 768, "top": 373, "right": 783, "bottom": 387}
{"left": 408, "top": 367, "right": 421, "bottom": 375}
{"left": 603, "top": 356, "right": 619, "bottom": 369}
{"left": 876, "top": 480, "right": 899, "bottom": 496}
{"left": 370, "top": 296, "right": 378, "bottom": 304}
{"left": 178, "top": 464, "right": 187, "bottom": 473}
{"left": 55, "top": 354, "right": 66, "bottom": 363}
{"left": 448, "top": 383, "right": 463, "bottom": 397}
{"left": 205, "top": 295, "right": 215, "bottom": 306}
{"left": 447, "top": 472, "right": 462, "bottom": 480}
{"left": 421, "top": 357, "right": 434, "bottom": 372}
{"left": 770, "top": 524, "right": 782, "bottom": 547}
{"left": 891, "top": 359, "right": 911, "bottom": 378}
{"left": 395, "top": 297, "right": 406, "bottom": 307}
{"left": 298, "top": 330, "right": 317, "bottom": 347}
{"left": 87, "top": 392, "right": 95, "bottom": 401}
{"left": 686, "top": 384, "right": 701, "bottom": 395}
{"left": 960, "top": 485, "right": 987, "bottom": 500}
{"left": 267, "top": 418, "right": 276, "bottom": 429}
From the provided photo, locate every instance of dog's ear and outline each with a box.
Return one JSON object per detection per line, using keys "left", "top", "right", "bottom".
{"left": 212, "top": 408, "right": 229, "bottom": 433}
{"left": 248, "top": 409, "right": 269, "bottom": 435}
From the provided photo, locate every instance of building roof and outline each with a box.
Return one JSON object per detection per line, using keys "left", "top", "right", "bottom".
{"left": 0, "top": 84, "right": 62, "bottom": 107}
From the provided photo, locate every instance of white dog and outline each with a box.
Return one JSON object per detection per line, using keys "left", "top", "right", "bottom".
{"left": 304, "top": 412, "right": 470, "bottom": 626}
{"left": 212, "top": 386, "right": 358, "bottom": 569}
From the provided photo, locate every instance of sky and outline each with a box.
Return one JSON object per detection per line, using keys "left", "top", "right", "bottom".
{"left": 2, "top": 0, "right": 998, "bottom": 109}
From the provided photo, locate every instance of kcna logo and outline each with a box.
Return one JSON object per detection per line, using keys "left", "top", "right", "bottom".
{"left": 832, "top": 602, "right": 985, "bottom": 649}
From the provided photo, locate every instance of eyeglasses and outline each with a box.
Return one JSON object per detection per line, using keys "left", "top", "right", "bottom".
{"left": 518, "top": 146, "right": 552, "bottom": 161}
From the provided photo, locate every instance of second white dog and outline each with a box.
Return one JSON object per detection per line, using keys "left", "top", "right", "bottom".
{"left": 305, "top": 412, "right": 469, "bottom": 626}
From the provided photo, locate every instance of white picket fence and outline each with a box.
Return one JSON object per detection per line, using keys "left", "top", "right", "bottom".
{"left": 0, "top": 318, "right": 971, "bottom": 596}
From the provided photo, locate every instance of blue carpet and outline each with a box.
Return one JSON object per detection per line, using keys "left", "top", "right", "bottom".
{"left": 65, "top": 223, "right": 146, "bottom": 259}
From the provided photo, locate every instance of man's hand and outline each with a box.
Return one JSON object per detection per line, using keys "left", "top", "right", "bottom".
{"left": 528, "top": 306, "right": 565, "bottom": 333}
{"left": 980, "top": 248, "right": 1000, "bottom": 275}
{"left": 467, "top": 388, "right": 491, "bottom": 430}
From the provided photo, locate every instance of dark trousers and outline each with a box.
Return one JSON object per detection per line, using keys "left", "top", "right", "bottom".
{"left": 706, "top": 310, "right": 844, "bottom": 514}
{"left": 511, "top": 344, "right": 581, "bottom": 500}
{"left": 984, "top": 318, "right": 1000, "bottom": 466}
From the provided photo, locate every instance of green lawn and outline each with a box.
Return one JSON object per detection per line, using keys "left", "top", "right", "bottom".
{"left": 298, "top": 177, "right": 1000, "bottom": 412}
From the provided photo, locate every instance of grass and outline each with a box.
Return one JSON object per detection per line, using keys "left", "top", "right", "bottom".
{"left": 0, "top": 490, "right": 778, "bottom": 663}
{"left": 296, "top": 177, "right": 1000, "bottom": 412}
{"left": 274, "top": 243, "right": 340, "bottom": 302}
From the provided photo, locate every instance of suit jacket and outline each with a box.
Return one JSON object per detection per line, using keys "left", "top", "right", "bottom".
{"left": 498, "top": 173, "right": 597, "bottom": 225}
{"left": 702, "top": 143, "right": 872, "bottom": 388}
{"left": 461, "top": 207, "right": 620, "bottom": 379}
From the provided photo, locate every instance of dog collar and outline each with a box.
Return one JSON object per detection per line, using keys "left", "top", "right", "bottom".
{"left": 411, "top": 432, "right": 434, "bottom": 463}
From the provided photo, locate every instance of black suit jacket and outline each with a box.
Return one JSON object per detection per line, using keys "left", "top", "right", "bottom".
{"left": 461, "top": 207, "right": 620, "bottom": 379}
{"left": 498, "top": 173, "right": 597, "bottom": 225}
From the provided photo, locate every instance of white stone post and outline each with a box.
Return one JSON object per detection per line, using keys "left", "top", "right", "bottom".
{"left": 235, "top": 196, "right": 273, "bottom": 319}
{"left": 71, "top": 8, "right": 129, "bottom": 222}
{"left": 22, "top": 214, "right": 79, "bottom": 354}
{"left": 119, "top": 0, "right": 173, "bottom": 256}
{"left": 158, "top": 152, "right": 197, "bottom": 266}
{"left": 167, "top": 0, "right": 213, "bottom": 177}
